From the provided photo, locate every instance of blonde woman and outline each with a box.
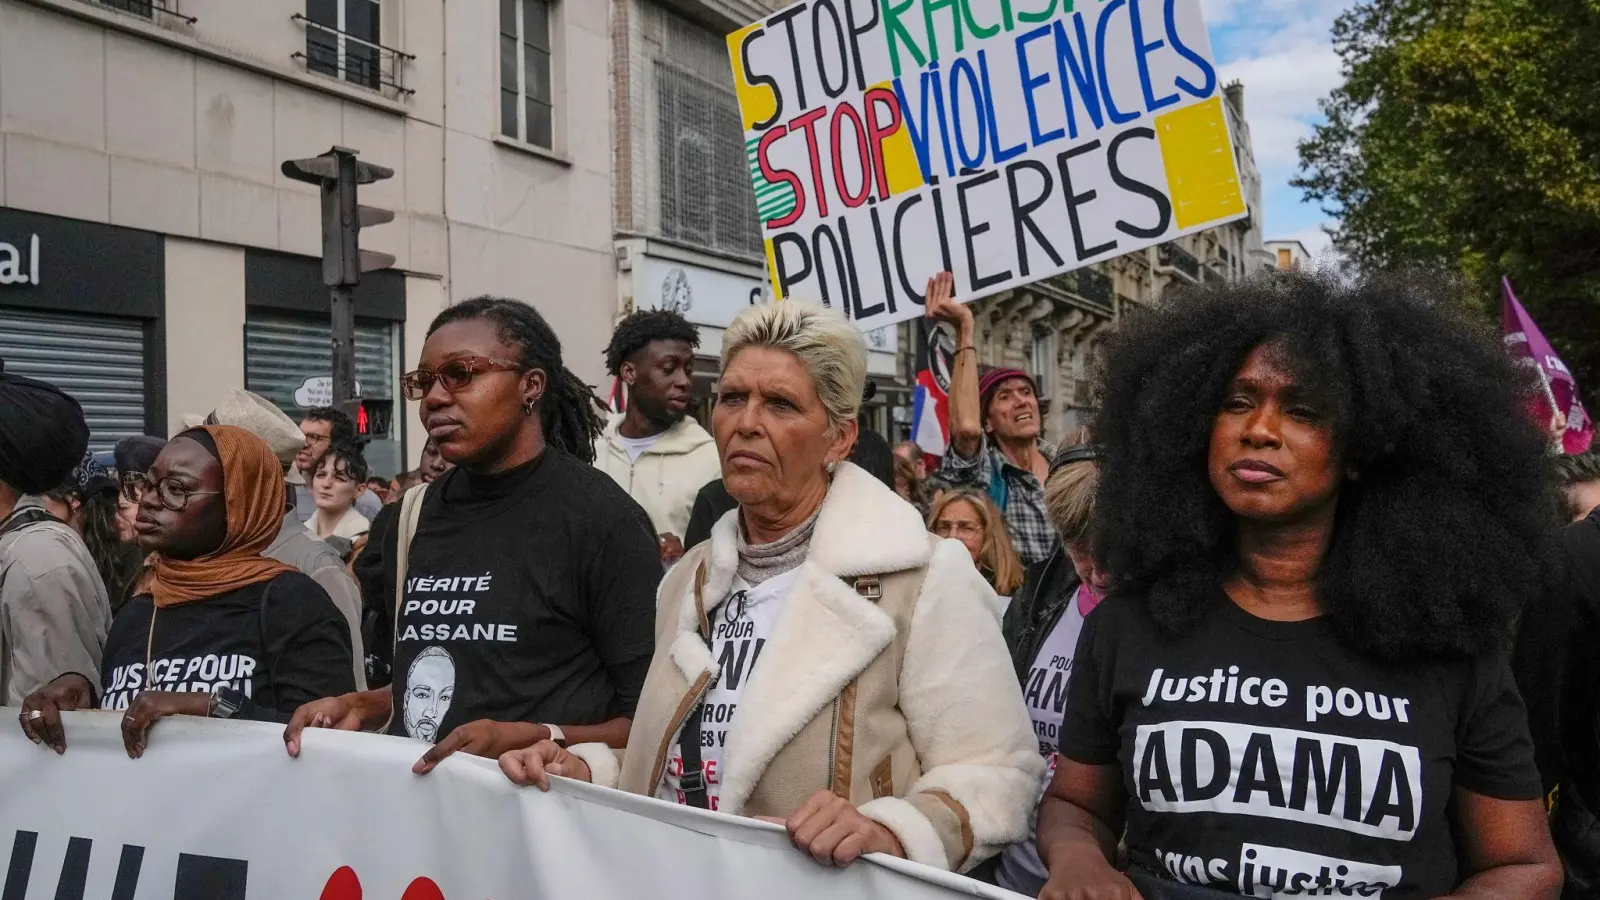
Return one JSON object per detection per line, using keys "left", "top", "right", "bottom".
{"left": 927, "top": 487, "right": 1024, "bottom": 602}
{"left": 499, "top": 300, "right": 1041, "bottom": 873}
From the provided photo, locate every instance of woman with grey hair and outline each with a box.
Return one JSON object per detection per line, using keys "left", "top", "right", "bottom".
{"left": 500, "top": 300, "right": 1041, "bottom": 872}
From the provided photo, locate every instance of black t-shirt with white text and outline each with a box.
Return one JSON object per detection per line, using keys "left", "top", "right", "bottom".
{"left": 99, "top": 572, "right": 355, "bottom": 722}
{"left": 368, "top": 449, "right": 660, "bottom": 743}
{"left": 1059, "top": 592, "right": 1541, "bottom": 899}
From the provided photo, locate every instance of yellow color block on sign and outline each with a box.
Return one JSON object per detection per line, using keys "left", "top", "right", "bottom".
{"left": 728, "top": 25, "right": 777, "bottom": 132}
{"left": 765, "top": 238, "right": 784, "bottom": 300}
{"left": 1155, "top": 97, "right": 1247, "bottom": 230}
{"left": 870, "top": 81, "right": 926, "bottom": 196}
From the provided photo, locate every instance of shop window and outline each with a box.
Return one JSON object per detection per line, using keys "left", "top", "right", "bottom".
{"left": 500, "top": 0, "right": 555, "bottom": 148}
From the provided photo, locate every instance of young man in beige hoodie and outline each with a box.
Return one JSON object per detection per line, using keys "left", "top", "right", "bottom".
{"left": 593, "top": 310, "right": 720, "bottom": 564}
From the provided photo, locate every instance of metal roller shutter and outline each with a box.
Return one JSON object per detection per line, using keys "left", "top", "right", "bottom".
{"left": 0, "top": 308, "right": 147, "bottom": 452}
{"left": 243, "top": 312, "right": 401, "bottom": 476}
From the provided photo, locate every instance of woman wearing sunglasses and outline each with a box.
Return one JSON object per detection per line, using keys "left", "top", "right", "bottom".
{"left": 285, "top": 296, "right": 661, "bottom": 777}
{"left": 19, "top": 426, "right": 356, "bottom": 758}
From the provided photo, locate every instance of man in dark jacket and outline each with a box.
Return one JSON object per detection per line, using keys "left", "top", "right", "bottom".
{"left": 1514, "top": 508, "right": 1600, "bottom": 898}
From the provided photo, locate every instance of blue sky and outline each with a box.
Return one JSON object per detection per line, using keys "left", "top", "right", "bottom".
{"left": 1206, "top": 0, "right": 1356, "bottom": 258}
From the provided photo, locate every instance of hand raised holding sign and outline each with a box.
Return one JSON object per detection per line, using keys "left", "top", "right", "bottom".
{"left": 922, "top": 271, "right": 969, "bottom": 329}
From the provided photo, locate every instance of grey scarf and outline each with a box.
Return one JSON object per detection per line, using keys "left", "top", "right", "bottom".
{"left": 736, "top": 508, "right": 820, "bottom": 585}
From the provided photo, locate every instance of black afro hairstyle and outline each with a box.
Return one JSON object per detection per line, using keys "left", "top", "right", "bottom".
{"left": 604, "top": 309, "right": 701, "bottom": 377}
{"left": 1090, "top": 271, "right": 1559, "bottom": 662}
{"left": 428, "top": 296, "right": 605, "bottom": 464}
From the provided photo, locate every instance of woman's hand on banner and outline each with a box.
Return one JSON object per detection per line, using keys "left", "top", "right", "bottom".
{"left": 922, "top": 272, "right": 969, "bottom": 329}
{"left": 119, "top": 690, "right": 209, "bottom": 759}
{"left": 784, "top": 790, "right": 905, "bottom": 867}
{"left": 499, "top": 739, "right": 593, "bottom": 790}
{"left": 18, "top": 673, "right": 96, "bottom": 753}
{"left": 413, "top": 720, "right": 548, "bottom": 774}
{"left": 283, "top": 690, "right": 387, "bottom": 757}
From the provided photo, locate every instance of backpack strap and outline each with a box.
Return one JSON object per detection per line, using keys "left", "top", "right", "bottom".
{"left": 380, "top": 483, "right": 428, "bottom": 732}
{"left": 0, "top": 506, "right": 58, "bottom": 540}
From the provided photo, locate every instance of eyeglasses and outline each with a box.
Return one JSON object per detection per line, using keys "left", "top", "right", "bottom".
{"left": 121, "top": 472, "right": 221, "bottom": 512}
{"left": 400, "top": 357, "right": 526, "bottom": 401}
{"left": 933, "top": 520, "right": 984, "bottom": 539}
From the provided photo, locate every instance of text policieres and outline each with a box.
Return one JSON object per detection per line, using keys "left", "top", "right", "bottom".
{"left": 769, "top": 125, "right": 1171, "bottom": 319}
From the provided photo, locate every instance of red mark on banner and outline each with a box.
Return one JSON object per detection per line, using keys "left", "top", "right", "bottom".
{"left": 864, "top": 88, "right": 904, "bottom": 201}
{"left": 320, "top": 866, "right": 362, "bottom": 900}
{"left": 788, "top": 107, "right": 831, "bottom": 220}
{"left": 760, "top": 127, "right": 806, "bottom": 229}
{"left": 830, "top": 103, "right": 872, "bottom": 209}
{"left": 401, "top": 878, "right": 446, "bottom": 900}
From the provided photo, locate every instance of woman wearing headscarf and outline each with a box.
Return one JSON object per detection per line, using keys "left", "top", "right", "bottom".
{"left": 18, "top": 426, "right": 355, "bottom": 759}
{"left": 499, "top": 300, "right": 1040, "bottom": 873}
{"left": 1036, "top": 274, "right": 1561, "bottom": 899}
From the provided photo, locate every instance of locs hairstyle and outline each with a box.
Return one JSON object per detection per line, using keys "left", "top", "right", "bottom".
{"left": 1090, "top": 272, "right": 1558, "bottom": 661}
{"left": 603, "top": 309, "right": 701, "bottom": 378}
{"left": 427, "top": 296, "right": 606, "bottom": 464}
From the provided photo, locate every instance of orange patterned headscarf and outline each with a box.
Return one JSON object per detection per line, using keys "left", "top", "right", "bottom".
{"left": 146, "top": 425, "right": 294, "bottom": 608}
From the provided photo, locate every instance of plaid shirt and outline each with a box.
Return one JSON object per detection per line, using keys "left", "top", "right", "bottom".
{"left": 939, "top": 436, "right": 1058, "bottom": 565}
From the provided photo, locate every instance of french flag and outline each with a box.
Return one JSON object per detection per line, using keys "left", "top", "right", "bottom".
{"left": 607, "top": 377, "right": 627, "bottom": 415}
{"left": 911, "top": 368, "right": 948, "bottom": 458}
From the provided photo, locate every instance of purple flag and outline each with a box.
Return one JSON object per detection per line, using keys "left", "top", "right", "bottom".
{"left": 1502, "top": 277, "right": 1593, "bottom": 454}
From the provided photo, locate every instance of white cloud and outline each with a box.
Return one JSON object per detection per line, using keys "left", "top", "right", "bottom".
{"left": 1218, "top": 40, "right": 1343, "bottom": 169}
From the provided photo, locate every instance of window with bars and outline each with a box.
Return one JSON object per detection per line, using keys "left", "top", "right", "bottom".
{"left": 500, "top": 0, "right": 554, "bottom": 149}
{"left": 655, "top": 60, "right": 761, "bottom": 258}
{"left": 305, "top": 0, "right": 381, "bottom": 90}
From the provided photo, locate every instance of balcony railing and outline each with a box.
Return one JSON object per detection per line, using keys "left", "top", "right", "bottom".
{"left": 292, "top": 13, "right": 415, "bottom": 96}
{"left": 1044, "top": 267, "right": 1115, "bottom": 315}
{"left": 82, "top": 0, "right": 196, "bottom": 23}
{"left": 1158, "top": 243, "right": 1202, "bottom": 282}
{"left": 1072, "top": 379, "right": 1094, "bottom": 407}
{"left": 1203, "top": 265, "right": 1227, "bottom": 285}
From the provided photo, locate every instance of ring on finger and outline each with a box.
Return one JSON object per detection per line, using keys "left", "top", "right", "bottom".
{"left": 25, "top": 710, "right": 42, "bottom": 721}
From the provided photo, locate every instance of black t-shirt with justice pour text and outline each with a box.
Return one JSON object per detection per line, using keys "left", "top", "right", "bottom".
{"left": 99, "top": 572, "right": 356, "bottom": 722}
{"left": 1059, "top": 592, "right": 1542, "bottom": 900}
{"left": 368, "top": 448, "right": 661, "bottom": 743}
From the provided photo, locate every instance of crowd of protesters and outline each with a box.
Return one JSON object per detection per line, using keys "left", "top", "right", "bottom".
{"left": 8, "top": 270, "right": 1600, "bottom": 899}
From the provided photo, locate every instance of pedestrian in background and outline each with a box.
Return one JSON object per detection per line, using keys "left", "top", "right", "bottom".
{"left": 294, "top": 407, "right": 382, "bottom": 524}
{"left": 45, "top": 452, "right": 142, "bottom": 614}
{"left": 113, "top": 435, "right": 166, "bottom": 543}
{"left": 0, "top": 362, "right": 110, "bottom": 706}
{"left": 1555, "top": 452, "right": 1600, "bottom": 522}
{"left": 925, "top": 273, "right": 1057, "bottom": 565}
{"left": 593, "top": 309, "right": 720, "bottom": 564}
{"left": 308, "top": 442, "right": 372, "bottom": 543}
{"left": 927, "top": 487, "right": 1023, "bottom": 606}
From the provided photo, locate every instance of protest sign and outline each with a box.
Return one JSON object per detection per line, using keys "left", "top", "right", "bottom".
{"left": 0, "top": 711, "right": 1023, "bottom": 899}
{"left": 727, "top": 0, "right": 1246, "bottom": 331}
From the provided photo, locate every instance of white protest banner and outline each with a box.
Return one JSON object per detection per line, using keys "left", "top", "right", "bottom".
{"left": 0, "top": 711, "right": 1023, "bottom": 899}
{"left": 727, "top": 0, "right": 1246, "bottom": 331}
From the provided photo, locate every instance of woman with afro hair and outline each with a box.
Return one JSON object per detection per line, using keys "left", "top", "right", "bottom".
{"left": 1036, "top": 273, "right": 1562, "bottom": 900}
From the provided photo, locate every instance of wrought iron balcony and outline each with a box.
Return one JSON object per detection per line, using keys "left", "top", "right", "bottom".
{"left": 1042, "top": 266, "right": 1115, "bottom": 315}
{"left": 83, "top": 0, "right": 196, "bottom": 22}
{"left": 1072, "top": 379, "right": 1094, "bottom": 407}
{"left": 293, "top": 13, "right": 415, "bottom": 95}
{"left": 1158, "top": 243, "right": 1202, "bottom": 282}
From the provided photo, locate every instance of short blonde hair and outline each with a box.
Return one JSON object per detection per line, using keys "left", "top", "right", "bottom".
{"left": 721, "top": 301, "right": 867, "bottom": 426}
{"left": 1045, "top": 458, "right": 1099, "bottom": 541}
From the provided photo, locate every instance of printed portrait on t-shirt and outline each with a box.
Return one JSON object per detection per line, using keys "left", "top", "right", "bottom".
{"left": 403, "top": 646, "right": 456, "bottom": 742}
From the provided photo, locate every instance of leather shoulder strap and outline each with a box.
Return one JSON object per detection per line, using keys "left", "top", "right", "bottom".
{"left": 381, "top": 483, "right": 428, "bottom": 732}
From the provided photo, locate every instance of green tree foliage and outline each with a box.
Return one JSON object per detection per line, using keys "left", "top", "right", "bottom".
{"left": 1296, "top": 0, "right": 1600, "bottom": 392}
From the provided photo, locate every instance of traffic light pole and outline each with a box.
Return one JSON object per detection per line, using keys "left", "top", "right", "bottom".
{"left": 330, "top": 283, "right": 358, "bottom": 421}
{"left": 280, "top": 146, "right": 395, "bottom": 425}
